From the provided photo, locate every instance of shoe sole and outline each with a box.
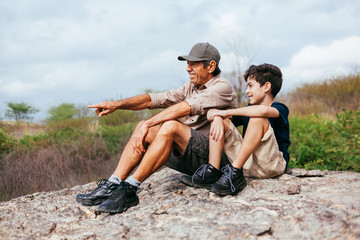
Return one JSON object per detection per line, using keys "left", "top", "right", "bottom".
{"left": 209, "top": 180, "right": 247, "bottom": 196}
{"left": 179, "top": 176, "right": 213, "bottom": 190}
{"left": 76, "top": 196, "right": 106, "bottom": 206}
{"left": 97, "top": 197, "right": 140, "bottom": 214}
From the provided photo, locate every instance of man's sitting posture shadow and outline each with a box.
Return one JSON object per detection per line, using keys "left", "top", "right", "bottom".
{"left": 76, "top": 42, "right": 237, "bottom": 213}
{"left": 181, "top": 63, "right": 291, "bottom": 196}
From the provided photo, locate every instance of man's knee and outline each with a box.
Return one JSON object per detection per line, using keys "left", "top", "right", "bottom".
{"left": 158, "top": 121, "right": 191, "bottom": 152}
{"left": 158, "top": 120, "right": 183, "bottom": 136}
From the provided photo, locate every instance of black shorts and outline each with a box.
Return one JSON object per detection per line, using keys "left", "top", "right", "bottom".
{"left": 165, "top": 128, "right": 230, "bottom": 175}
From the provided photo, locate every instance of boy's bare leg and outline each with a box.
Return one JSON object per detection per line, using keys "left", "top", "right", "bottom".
{"left": 208, "top": 118, "right": 231, "bottom": 170}
{"left": 232, "top": 117, "right": 269, "bottom": 169}
{"left": 112, "top": 124, "right": 161, "bottom": 180}
{"left": 209, "top": 138, "right": 223, "bottom": 170}
{"left": 208, "top": 117, "right": 267, "bottom": 196}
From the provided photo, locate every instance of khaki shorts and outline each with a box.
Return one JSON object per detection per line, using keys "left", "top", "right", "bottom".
{"left": 224, "top": 121, "right": 286, "bottom": 178}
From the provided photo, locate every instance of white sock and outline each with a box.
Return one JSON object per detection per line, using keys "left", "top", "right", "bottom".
{"left": 125, "top": 175, "right": 141, "bottom": 188}
{"left": 108, "top": 175, "right": 123, "bottom": 185}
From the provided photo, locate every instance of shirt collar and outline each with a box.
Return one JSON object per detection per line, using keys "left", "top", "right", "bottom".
{"left": 197, "top": 75, "right": 220, "bottom": 90}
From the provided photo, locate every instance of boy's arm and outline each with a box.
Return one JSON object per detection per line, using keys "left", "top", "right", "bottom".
{"left": 207, "top": 105, "right": 279, "bottom": 121}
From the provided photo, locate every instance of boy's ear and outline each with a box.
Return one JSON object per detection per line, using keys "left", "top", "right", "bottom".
{"left": 264, "top": 82, "right": 272, "bottom": 93}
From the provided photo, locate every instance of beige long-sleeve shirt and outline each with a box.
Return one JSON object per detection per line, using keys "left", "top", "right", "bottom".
{"left": 148, "top": 75, "right": 237, "bottom": 137}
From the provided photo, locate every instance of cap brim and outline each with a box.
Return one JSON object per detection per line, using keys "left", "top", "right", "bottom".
{"left": 178, "top": 55, "right": 204, "bottom": 61}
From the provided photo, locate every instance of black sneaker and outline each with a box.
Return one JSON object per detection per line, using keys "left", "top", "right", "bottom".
{"left": 209, "top": 164, "right": 247, "bottom": 196}
{"left": 97, "top": 181, "right": 139, "bottom": 214}
{"left": 76, "top": 179, "right": 119, "bottom": 206}
{"left": 179, "top": 163, "right": 222, "bottom": 189}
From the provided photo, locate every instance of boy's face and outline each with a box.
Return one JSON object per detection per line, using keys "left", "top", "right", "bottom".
{"left": 245, "top": 77, "right": 269, "bottom": 105}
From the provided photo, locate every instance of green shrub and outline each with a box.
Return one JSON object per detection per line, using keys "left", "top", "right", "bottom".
{"left": 0, "top": 129, "right": 16, "bottom": 156}
{"left": 288, "top": 110, "right": 360, "bottom": 172}
{"left": 101, "top": 122, "right": 137, "bottom": 154}
{"left": 46, "top": 103, "right": 78, "bottom": 121}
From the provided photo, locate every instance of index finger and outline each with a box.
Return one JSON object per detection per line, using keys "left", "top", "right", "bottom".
{"left": 88, "top": 104, "right": 101, "bottom": 108}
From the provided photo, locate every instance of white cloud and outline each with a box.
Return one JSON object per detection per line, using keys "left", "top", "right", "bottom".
{"left": 282, "top": 35, "right": 360, "bottom": 90}
{"left": 1, "top": 0, "right": 360, "bottom": 120}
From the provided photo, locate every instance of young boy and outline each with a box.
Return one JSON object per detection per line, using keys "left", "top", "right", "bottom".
{"left": 180, "top": 63, "right": 290, "bottom": 196}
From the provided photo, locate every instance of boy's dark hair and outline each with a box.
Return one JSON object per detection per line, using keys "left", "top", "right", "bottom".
{"left": 203, "top": 60, "right": 221, "bottom": 76}
{"left": 243, "top": 63, "right": 282, "bottom": 97}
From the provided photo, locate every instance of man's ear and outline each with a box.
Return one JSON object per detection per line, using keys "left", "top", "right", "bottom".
{"left": 208, "top": 60, "right": 216, "bottom": 73}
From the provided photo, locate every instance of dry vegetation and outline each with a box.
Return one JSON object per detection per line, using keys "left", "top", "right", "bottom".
{"left": 281, "top": 73, "right": 360, "bottom": 115}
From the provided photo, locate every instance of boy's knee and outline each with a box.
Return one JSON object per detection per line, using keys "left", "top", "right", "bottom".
{"left": 249, "top": 117, "right": 268, "bottom": 125}
{"left": 248, "top": 117, "right": 269, "bottom": 131}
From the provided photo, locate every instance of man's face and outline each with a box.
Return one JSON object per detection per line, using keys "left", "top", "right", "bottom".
{"left": 186, "top": 61, "right": 211, "bottom": 86}
{"left": 245, "top": 77, "right": 267, "bottom": 105}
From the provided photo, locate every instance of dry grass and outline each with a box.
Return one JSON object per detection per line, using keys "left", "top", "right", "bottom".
{"left": 280, "top": 73, "right": 360, "bottom": 116}
{"left": 0, "top": 134, "right": 115, "bottom": 201}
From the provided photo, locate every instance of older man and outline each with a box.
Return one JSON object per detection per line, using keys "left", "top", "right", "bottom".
{"left": 76, "top": 42, "right": 237, "bottom": 213}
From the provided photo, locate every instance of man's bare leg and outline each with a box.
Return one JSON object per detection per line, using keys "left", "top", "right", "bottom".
{"left": 75, "top": 123, "right": 162, "bottom": 206}
{"left": 132, "top": 120, "right": 191, "bottom": 182}
{"left": 112, "top": 124, "right": 161, "bottom": 181}
{"left": 95, "top": 121, "right": 191, "bottom": 213}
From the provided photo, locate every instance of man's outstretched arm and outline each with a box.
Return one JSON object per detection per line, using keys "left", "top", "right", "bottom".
{"left": 88, "top": 94, "right": 152, "bottom": 117}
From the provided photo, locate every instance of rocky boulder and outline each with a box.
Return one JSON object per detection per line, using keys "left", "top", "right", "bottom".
{"left": 0, "top": 168, "right": 359, "bottom": 239}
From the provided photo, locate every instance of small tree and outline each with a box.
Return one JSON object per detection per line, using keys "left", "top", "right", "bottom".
{"left": 47, "top": 103, "right": 78, "bottom": 121}
{"left": 224, "top": 34, "right": 261, "bottom": 106}
{"left": 5, "top": 102, "right": 39, "bottom": 123}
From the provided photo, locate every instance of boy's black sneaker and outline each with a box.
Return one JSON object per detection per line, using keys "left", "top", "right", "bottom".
{"left": 209, "top": 164, "right": 247, "bottom": 196}
{"left": 97, "top": 181, "right": 139, "bottom": 214}
{"left": 179, "top": 163, "right": 222, "bottom": 189}
{"left": 76, "top": 179, "right": 119, "bottom": 206}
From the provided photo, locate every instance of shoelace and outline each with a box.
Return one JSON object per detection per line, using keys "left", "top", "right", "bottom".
{"left": 90, "top": 179, "right": 108, "bottom": 193}
{"left": 219, "top": 165, "right": 236, "bottom": 192}
{"left": 192, "top": 164, "right": 209, "bottom": 185}
{"left": 97, "top": 179, "right": 107, "bottom": 186}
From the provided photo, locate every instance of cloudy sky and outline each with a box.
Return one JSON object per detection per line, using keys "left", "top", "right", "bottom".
{"left": 1, "top": 0, "right": 360, "bottom": 121}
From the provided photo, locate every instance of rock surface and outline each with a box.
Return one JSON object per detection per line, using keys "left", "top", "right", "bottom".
{"left": 1, "top": 168, "right": 359, "bottom": 240}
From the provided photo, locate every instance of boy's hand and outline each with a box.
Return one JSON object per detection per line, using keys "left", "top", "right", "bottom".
{"left": 207, "top": 109, "right": 228, "bottom": 121}
{"left": 210, "top": 116, "right": 224, "bottom": 142}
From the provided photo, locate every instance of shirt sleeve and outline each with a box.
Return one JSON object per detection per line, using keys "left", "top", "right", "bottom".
{"left": 231, "top": 115, "right": 247, "bottom": 127}
{"left": 185, "top": 81, "right": 236, "bottom": 116}
{"left": 148, "top": 83, "right": 188, "bottom": 109}
{"left": 271, "top": 102, "right": 289, "bottom": 126}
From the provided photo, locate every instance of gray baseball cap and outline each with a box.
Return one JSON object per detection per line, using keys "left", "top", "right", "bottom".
{"left": 178, "top": 42, "right": 221, "bottom": 66}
